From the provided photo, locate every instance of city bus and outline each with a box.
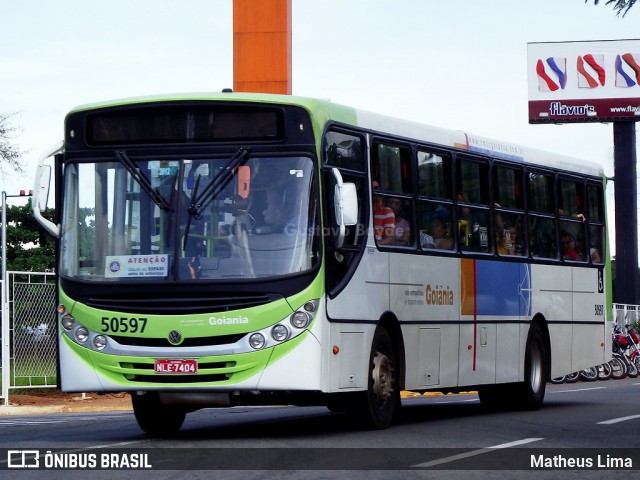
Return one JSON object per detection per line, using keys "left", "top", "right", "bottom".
{"left": 33, "top": 92, "right": 611, "bottom": 434}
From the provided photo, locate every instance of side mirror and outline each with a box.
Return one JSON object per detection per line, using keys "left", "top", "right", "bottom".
{"left": 332, "top": 168, "right": 358, "bottom": 248}
{"left": 32, "top": 143, "right": 62, "bottom": 238}
{"left": 35, "top": 165, "right": 51, "bottom": 212}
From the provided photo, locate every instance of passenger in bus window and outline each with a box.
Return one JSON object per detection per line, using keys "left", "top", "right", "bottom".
{"left": 561, "top": 230, "right": 579, "bottom": 261}
{"left": 495, "top": 213, "right": 513, "bottom": 255}
{"left": 433, "top": 218, "right": 454, "bottom": 249}
{"left": 509, "top": 225, "right": 525, "bottom": 256}
{"left": 372, "top": 181, "right": 395, "bottom": 245}
{"left": 424, "top": 217, "right": 453, "bottom": 250}
{"left": 420, "top": 230, "right": 435, "bottom": 248}
{"left": 589, "top": 225, "right": 603, "bottom": 264}
{"left": 494, "top": 214, "right": 524, "bottom": 256}
{"left": 388, "top": 197, "right": 411, "bottom": 246}
{"left": 458, "top": 207, "right": 488, "bottom": 252}
{"left": 529, "top": 217, "right": 556, "bottom": 259}
{"left": 457, "top": 192, "right": 484, "bottom": 250}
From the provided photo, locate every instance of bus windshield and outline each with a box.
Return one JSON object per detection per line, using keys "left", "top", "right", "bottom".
{"left": 60, "top": 154, "right": 319, "bottom": 282}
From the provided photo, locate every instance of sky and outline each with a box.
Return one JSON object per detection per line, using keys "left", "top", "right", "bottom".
{"left": 1, "top": 0, "right": 639, "bottom": 204}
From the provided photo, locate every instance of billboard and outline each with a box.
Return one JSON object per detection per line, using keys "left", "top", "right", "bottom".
{"left": 528, "top": 39, "right": 640, "bottom": 123}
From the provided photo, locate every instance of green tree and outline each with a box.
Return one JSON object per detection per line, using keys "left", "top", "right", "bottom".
{"left": 5, "top": 200, "right": 56, "bottom": 272}
{"left": 0, "top": 112, "right": 25, "bottom": 176}
{"left": 589, "top": 0, "right": 637, "bottom": 16}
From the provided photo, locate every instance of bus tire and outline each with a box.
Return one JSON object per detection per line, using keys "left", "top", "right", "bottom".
{"left": 357, "top": 326, "right": 400, "bottom": 429}
{"left": 132, "top": 392, "right": 186, "bottom": 435}
{"left": 518, "top": 322, "right": 547, "bottom": 410}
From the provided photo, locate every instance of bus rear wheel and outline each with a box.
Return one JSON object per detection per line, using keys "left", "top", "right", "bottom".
{"left": 357, "top": 326, "right": 400, "bottom": 429}
{"left": 519, "top": 322, "right": 547, "bottom": 409}
{"left": 132, "top": 392, "right": 186, "bottom": 435}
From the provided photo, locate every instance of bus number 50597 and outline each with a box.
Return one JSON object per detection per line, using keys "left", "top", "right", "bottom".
{"left": 101, "top": 317, "right": 148, "bottom": 334}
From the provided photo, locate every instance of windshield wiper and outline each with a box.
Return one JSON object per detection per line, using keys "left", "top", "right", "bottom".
{"left": 188, "top": 147, "right": 251, "bottom": 218}
{"left": 183, "top": 147, "right": 250, "bottom": 251}
{"left": 115, "top": 150, "right": 172, "bottom": 212}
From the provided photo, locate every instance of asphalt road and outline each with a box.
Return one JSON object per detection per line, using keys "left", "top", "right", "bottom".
{"left": 1, "top": 378, "right": 640, "bottom": 480}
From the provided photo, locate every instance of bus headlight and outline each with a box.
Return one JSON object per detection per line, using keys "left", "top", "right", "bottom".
{"left": 271, "top": 324, "right": 289, "bottom": 342}
{"left": 75, "top": 327, "right": 89, "bottom": 343}
{"left": 249, "top": 333, "right": 266, "bottom": 350}
{"left": 93, "top": 335, "right": 107, "bottom": 351}
{"left": 290, "top": 311, "right": 310, "bottom": 329}
{"left": 61, "top": 314, "right": 75, "bottom": 330}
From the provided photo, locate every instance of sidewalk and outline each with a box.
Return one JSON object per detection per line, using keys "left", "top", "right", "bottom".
{"left": 0, "top": 392, "right": 132, "bottom": 416}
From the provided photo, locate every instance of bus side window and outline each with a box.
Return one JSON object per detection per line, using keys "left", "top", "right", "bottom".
{"left": 323, "top": 129, "right": 368, "bottom": 296}
{"left": 457, "top": 159, "right": 490, "bottom": 253}
{"left": 527, "top": 171, "right": 557, "bottom": 259}
{"left": 372, "top": 142, "right": 413, "bottom": 247}
{"left": 324, "top": 131, "right": 365, "bottom": 171}
{"left": 418, "top": 151, "right": 452, "bottom": 200}
{"left": 587, "top": 183, "right": 605, "bottom": 264}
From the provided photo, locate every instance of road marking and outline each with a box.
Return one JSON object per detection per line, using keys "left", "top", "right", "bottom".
{"left": 598, "top": 414, "right": 640, "bottom": 425}
{"left": 434, "top": 398, "right": 479, "bottom": 404}
{"left": 0, "top": 419, "right": 66, "bottom": 426}
{"left": 411, "top": 437, "right": 544, "bottom": 468}
{"left": 548, "top": 386, "right": 606, "bottom": 394}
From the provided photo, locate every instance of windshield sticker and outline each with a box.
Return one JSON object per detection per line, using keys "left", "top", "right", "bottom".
{"left": 148, "top": 160, "right": 179, "bottom": 177}
{"left": 105, "top": 254, "right": 170, "bottom": 278}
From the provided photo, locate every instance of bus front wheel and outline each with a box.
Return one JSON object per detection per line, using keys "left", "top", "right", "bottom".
{"left": 132, "top": 392, "right": 186, "bottom": 435}
{"left": 357, "top": 326, "right": 400, "bottom": 429}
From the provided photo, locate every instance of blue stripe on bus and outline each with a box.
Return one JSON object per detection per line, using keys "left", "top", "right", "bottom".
{"left": 474, "top": 261, "right": 531, "bottom": 317}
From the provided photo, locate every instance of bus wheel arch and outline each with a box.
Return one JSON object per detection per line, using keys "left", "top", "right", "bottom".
{"left": 378, "top": 312, "right": 406, "bottom": 391}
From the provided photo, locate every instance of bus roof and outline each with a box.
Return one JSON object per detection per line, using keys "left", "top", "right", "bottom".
{"left": 68, "top": 92, "right": 604, "bottom": 178}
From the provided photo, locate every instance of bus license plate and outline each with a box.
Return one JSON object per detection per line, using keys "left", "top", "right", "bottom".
{"left": 154, "top": 359, "right": 198, "bottom": 374}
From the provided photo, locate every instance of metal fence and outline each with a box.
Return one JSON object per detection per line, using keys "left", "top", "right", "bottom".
{"left": 1, "top": 272, "right": 56, "bottom": 405}
{"left": 613, "top": 303, "right": 640, "bottom": 329}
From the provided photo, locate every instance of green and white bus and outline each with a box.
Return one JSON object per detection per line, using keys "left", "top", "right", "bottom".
{"left": 33, "top": 92, "right": 611, "bottom": 434}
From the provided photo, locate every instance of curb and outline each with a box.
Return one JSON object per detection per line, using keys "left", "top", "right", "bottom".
{"left": 0, "top": 404, "right": 132, "bottom": 416}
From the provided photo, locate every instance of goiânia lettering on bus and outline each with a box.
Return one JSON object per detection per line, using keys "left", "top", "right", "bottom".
{"left": 425, "top": 284, "right": 455, "bottom": 306}
{"left": 208, "top": 315, "right": 250, "bottom": 326}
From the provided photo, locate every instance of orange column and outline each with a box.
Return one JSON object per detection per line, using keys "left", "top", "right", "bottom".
{"left": 233, "top": 0, "right": 292, "bottom": 94}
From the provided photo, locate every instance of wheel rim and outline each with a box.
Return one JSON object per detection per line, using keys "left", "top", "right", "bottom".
{"left": 611, "top": 357, "right": 626, "bottom": 377}
{"left": 372, "top": 351, "right": 394, "bottom": 405}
